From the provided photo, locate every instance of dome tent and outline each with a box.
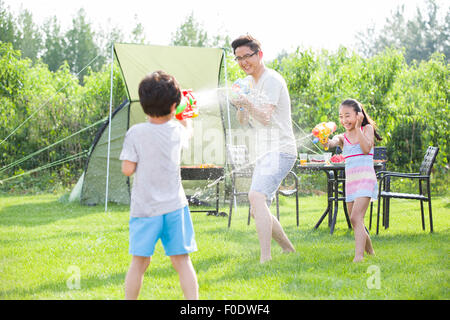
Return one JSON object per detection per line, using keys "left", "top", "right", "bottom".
{"left": 70, "top": 43, "right": 227, "bottom": 206}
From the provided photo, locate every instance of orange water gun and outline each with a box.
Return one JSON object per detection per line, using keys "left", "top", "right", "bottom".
{"left": 175, "top": 89, "right": 198, "bottom": 120}
{"left": 312, "top": 122, "right": 337, "bottom": 150}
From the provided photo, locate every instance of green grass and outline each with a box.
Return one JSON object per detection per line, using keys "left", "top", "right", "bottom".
{"left": 0, "top": 193, "right": 449, "bottom": 300}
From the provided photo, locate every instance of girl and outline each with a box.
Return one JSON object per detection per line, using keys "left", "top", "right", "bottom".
{"left": 325, "top": 99, "right": 382, "bottom": 262}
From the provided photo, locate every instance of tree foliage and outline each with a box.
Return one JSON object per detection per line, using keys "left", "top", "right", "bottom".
{"left": 270, "top": 47, "right": 449, "bottom": 175}
{"left": 0, "top": 3, "right": 448, "bottom": 193}
{"left": 356, "top": 0, "right": 450, "bottom": 64}
{"left": 171, "top": 12, "right": 209, "bottom": 47}
{"left": 63, "top": 9, "right": 103, "bottom": 83}
{"left": 0, "top": 1, "right": 145, "bottom": 82}
{"left": 0, "top": 42, "right": 127, "bottom": 191}
{"left": 171, "top": 12, "right": 230, "bottom": 49}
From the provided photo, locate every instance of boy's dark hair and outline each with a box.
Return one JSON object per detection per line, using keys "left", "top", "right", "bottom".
{"left": 138, "top": 70, "right": 181, "bottom": 117}
{"left": 340, "top": 98, "right": 383, "bottom": 141}
{"left": 231, "top": 34, "right": 262, "bottom": 54}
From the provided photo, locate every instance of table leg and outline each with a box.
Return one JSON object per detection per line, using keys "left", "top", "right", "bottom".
{"left": 327, "top": 171, "right": 333, "bottom": 227}
{"left": 228, "top": 177, "right": 234, "bottom": 228}
{"left": 328, "top": 200, "right": 333, "bottom": 227}
{"left": 227, "top": 194, "right": 233, "bottom": 228}
{"left": 216, "top": 180, "right": 220, "bottom": 214}
{"left": 314, "top": 205, "right": 331, "bottom": 229}
{"left": 342, "top": 186, "right": 352, "bottom": 229}
{"left": 314, "top": 170, "right": 332, "bottom": 229}
{"left": 330, "top": 170, "right": 339, "bottom": 234}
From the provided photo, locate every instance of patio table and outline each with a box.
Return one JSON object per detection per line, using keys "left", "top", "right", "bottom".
{"left": 296, "top": 162, "right": 383, "bottom": 234}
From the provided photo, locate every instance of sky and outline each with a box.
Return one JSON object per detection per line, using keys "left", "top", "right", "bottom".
{"left": 2, "top": 0, "right": 442, "bottom": 61}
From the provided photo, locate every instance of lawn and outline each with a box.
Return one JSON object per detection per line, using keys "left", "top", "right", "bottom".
{"left": 0, "top": 193, "right": 448, "bottom": 300}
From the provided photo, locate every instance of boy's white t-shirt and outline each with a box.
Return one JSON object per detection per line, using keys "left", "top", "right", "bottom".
{"left": 245, "top": 68, "right": 297, "bottom": 157}
{"left": 119, "top": 120, "right": 188, "bottom": 217}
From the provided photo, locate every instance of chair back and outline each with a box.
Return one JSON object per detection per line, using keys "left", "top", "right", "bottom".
{"left": 373, "top": 146, "right": 387, "bottom": 171}
{"left": 374, "top": 146, "right": 387, "bottom": 161}
{"left": 419, "top": 146, "right": 439, "bottom": 176}
{"left": 227, "top": 145, "right": 247, "bottom": 166}
{"left": 226, "top": 144, "right": 253, "bottom": 175}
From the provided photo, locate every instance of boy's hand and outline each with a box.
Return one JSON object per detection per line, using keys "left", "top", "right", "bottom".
{"left": 179, "top": 118, "right": 193, "bottom": 139}
{"left": 122, "top": 160, "right": 136, "bottom": 176}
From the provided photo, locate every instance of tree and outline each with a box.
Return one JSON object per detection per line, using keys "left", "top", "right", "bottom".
{"left": 131, "top": 15, "right": 147, "bottom": 44}
{"left": 0, "top": 0, "right": 15, "bottom": 45}
{"left": 0, "top": 3, "right": 42, "bottom": 63}
{"left": 64, "top": 8, "right": 102, "bottom": 82}
{"left": 15, "top": 8, "right": 42, "bottom": 62}
{"left": 97, "top": 19, "right": 125, "bottom": 63}
{"left": 171, "top": 12, "right": 209, "bottom": 47}
{"left": 41, "top": 16, "right": 67, "bottom": 72}
{"left": 171, "top": 12, "right": 231, "bottom": 49}
{"left": 356, "top": 0, "right": 450, "bottom": 64}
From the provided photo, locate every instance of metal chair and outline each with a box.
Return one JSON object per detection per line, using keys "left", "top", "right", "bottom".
{"left": 273, "top": 170, "right": 300, "bottom": 227}
{"left": 375, "top": 146, "right": 439, "bottom": 234}
{"left": 226, "top": 145, "right": 253, "bottom": 228}
{"left": 226, "top": 145, "right": 300, "bottom": 228}
{"left": 369, "top": 146, "right": 388, "bottom": 230}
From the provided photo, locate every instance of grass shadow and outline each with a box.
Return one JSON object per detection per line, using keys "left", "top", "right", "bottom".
{"left": 0, "top": 199, "right": 128, "bottom": 227}
{"left": 0, "top": 271, "right": 127, "bottom": 299}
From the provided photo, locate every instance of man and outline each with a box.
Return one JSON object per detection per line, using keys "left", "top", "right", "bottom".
{"left": 231, "top": 35, "right": 297, "bottom": 263}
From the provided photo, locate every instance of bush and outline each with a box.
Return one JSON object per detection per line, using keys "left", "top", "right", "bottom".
{"left": 1, "top": 44, "right": 448, "bottom": 195}
{"left": 271, "top": 47, "right": 448, "bottom": 191}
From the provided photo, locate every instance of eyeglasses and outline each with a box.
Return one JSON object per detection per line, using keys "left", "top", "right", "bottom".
{"left": 234, "top": 51, "right": 258, "bottom": 62}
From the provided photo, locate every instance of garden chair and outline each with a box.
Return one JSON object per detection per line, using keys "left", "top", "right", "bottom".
{"left": 369, "top": 146, "right": 388, "bottom": 230}
{"left": 375, "top": 146, "right": 439, "bottom": 234}
{"left": 226, "top": 145, "right": 300, "bottom": 228}
{"left": 226, "top": 144, "right": 253, "bottom": 228}
{"left": 273, "top": 170, "right": 300, "bottom": 227}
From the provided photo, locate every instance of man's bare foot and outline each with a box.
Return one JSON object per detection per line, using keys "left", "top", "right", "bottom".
{"left": 283, "top": 247, "right": 296, "bottom": 254}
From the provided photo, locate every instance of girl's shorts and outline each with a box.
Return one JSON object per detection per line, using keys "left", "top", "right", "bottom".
{"left": 129, "top": 206, "right": 197, "bottom": 257}
{"left": 250, "top": 152, "right": 297, "bottom": 206}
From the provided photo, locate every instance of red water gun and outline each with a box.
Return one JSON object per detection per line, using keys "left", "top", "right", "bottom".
{"left": 312, "top": 121, "right": 337, "bottom": 150}
{"left": 175, "top": 89, "right": 198, "bottom": 120}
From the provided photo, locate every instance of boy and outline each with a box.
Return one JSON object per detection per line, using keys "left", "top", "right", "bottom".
{"left": 120, "top": 70, "right": 198, "bottom": 300}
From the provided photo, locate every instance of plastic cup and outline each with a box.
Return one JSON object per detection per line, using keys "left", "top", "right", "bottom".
{"left": 323, "top": 152, "right": 332, "bottom": 164}
{"left": 299, "top": 153, "right": 307, "bottom": 166}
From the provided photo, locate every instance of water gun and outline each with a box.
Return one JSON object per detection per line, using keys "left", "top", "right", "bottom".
{"left": 312, "top": 122, "right": 337, "bottom": 150}
{"left": 231, "top": 78, "right": 251, "bottom": 97}
{"left": 175, "top": 89, "right": 198, "bottom": 120}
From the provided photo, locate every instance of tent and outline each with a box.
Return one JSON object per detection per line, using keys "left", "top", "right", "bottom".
{"left": 70, "top": 43, "right": 229, "bottom": 205}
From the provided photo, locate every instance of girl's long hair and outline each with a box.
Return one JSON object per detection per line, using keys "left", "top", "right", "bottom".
{"left": 340, "top": 99, "right": 382, "bottom": 141}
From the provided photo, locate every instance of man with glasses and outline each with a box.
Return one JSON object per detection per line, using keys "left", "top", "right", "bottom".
{"left": 230, "top": 34, "right": 297, "bottom": 263}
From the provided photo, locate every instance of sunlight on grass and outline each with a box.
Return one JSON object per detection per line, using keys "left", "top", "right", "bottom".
{"left": 0, "top": 193, "right": 448, "bottom": 300}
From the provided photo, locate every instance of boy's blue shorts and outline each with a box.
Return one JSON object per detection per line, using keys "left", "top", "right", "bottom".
{"left": 129, "top": 206, "right": 197, "bottom": 257}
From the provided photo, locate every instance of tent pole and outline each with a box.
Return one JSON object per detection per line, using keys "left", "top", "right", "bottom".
{"left": 223, "top": 49, "right": 233, "bottom": 147}
{"left": 105, "top": 43, "right": 114, "bottom": 212}
{"left": 222, "top": 49, "right": 238, "bottom": 214}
